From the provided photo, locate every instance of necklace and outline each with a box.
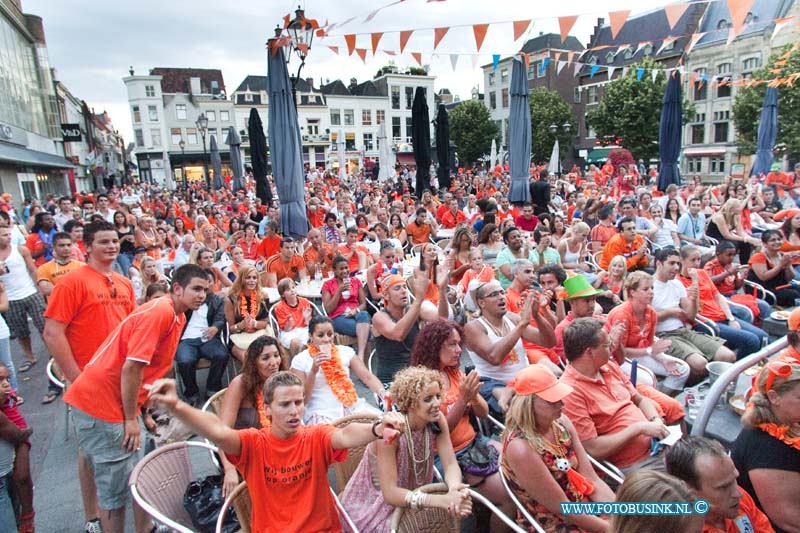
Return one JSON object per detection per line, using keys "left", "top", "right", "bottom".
{"left": 482, "top": 316, "right": 519, "bottom": 364}
{"left": 525, "top": 421, "right": 596, "bottom": 496}
{"left": 404, "top": 414, "right": 431, "bottom": 486}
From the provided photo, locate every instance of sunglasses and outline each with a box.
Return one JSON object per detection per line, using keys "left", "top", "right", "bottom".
{"left": 105, "top": 275, "right": 117, "bottom": 299}
{"left": 764, "top": 360, "right": 795, "bottom": 393}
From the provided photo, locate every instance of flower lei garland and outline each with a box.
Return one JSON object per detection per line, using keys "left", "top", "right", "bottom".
{"left": 757, "top": 422, "right": 800, "bottom": 451}
{"left": 308, "top": 343, "right": 357, "bottom": 406}
{"left": 255, "top": 390, "right": 272, "bottom": 429}
{"left": 239, "top": 292, "right": 258, "bottom": 329}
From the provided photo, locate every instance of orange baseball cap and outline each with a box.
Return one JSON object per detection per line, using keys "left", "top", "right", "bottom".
{"left": 380, "top": 274, "right": 406, "bottom": 293}
{"left": 508, "top": 364, "right": 574, "bottom": 402}
{"left": 788, "top": 307, "right": 800, "bottom": 331}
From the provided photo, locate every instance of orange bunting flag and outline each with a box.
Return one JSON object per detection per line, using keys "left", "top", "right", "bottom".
{"left": 558, "top": 15, "right": 578, "bottom": 43}
{"left": 296, "top": 43, "right": 309, "bottom": 56}
{"left": 664, "top": 2, "right": 689, "bottom": 30}
{"left": 316, "top": 28, "right": 327, "bottom": 38}
{"left": 371, "top": 32, "right": 383, "bottom": 55}
{"left": 434, "top": 27, "right": 449, "bottom": 50}
{"left": 513, "top": 20, "right": 531, "bottom": 41}
{"left": 727, "top": 0, "right": 755, "bottom": 38}
{"left": 355, "top": 48, "right": 367, "bottom": 63}
{"left": 400, "top": 30, "right": 413, "bottom": 53}
{"left": 384, "top": 50, "right": 397, "bottom": 56}
{"left": 473, "top": 24, "right": 489, "bottom": 52}
{"left": 609, "top": 10, "right": 630, "bottom": 40}
{"left": 523, "top": 53, "right": 530, "bottom": 69}
{"left": 283, "top": 13, "right": 291, "bottom": 28}
{"left": 772, "top": 16, "right": 795, "bottom": 40}
{"left": 327, "top": 46, "right": 340, "bottom": 55}
{"left": 411, "top": 52, "right": 422, "bottom": 66}
{"left": 344, "top": 34, "right": 356, "bottom": 55}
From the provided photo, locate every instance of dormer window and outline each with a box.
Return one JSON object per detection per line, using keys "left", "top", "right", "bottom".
{"left": 718, "top": 19, "right": 729, "bottom": 30}
{"left": 661, "top": 40, "right": 675, "bottom": 52}
{"left": 588, "top": 56, "right": 597, "bottom": 66}
{"left": 643, "top": 43, "right": 653, "bottom": 56}
{"left": 605, "top": 52, "right": 615, "bottom": 64}
{"left": 623, "top": 48, "right": 634, "bottom": 60}
{"left": 245, "top": 92, "right": 253, "bottom": 102}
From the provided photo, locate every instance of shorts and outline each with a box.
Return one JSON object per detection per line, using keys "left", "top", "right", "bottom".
{"left": 279, "top": 327, "right": 309, "bottom": 349}
{"left": 6, "top": 293, "right": 46, "bottom": 339}
{"left": 659, "top": 326, "right": 724, "bottom": 361}
{"left": 71, "top": 407, "right": 144, "bottom": 510}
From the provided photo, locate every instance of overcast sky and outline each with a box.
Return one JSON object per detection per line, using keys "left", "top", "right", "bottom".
{"left": 27, "top": 0, "right": 673, "bottom": 141}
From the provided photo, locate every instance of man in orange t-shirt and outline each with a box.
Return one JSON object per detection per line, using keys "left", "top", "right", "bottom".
{"left": 63, "top": 264, "right": 208, "bottom": 533}
{"left": 36, "top": 232, "right": 84, "bottom": 298}
{"left": 257, "top": 221, "right": 282, "bottom": 261}
{"left": 147, "top": 371, "right": 406, "bottom": 533}
{"left": 440, "top": 198, "right": 466, "bottom": 229}
{"left": 302, "top": 228, "right": 335, "bottom": 278}
{"left": 599, "top": 217, "right": 650, "bottom": 271}
{"left": 265, "top": 238, "right": 307, "bottom": 288}
{"left": 405, "top": 207, "right": 437, "bottom": 245}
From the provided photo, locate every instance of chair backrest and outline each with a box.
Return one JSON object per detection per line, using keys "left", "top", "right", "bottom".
{"left": 330, "top": 413, "right": 380, "bottom": 494}
{"left": 47, "top": 359, "right": 65, "bottom": 389}
{"left": 389, "top": 483, "right": 460, "bottom": 533}
{"left": 497, "top": 454, "right": 547, "bottom": 533}
{"left": 129, "top": 441, "right": 219, "bottom": 533}
{"left": 216, "top": 481, "right": 252, "bottom": 533}
{"left": 202, "top": 388, "right": 227, "bottom": 415}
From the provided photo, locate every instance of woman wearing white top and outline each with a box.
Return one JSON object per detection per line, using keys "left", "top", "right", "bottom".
{"left": 290, "top": 315, "right": 384, "bottom": 424}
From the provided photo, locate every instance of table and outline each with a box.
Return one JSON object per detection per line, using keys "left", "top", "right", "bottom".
{"left": 436, "top": 228, "right": 455, "bottom": 240}
{"left": 263, "top": 279, "right": 324, "bottom": 304}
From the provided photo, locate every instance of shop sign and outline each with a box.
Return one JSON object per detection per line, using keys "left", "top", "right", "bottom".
{"left": 0, "top": 123, "right": 13, "bottom": 141}
{"left": 61, "top": 123, "right": 82, "bottom": 142}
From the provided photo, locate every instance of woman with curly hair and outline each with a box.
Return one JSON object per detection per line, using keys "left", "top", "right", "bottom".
{"left": 341, "top": 366, "right": 472, "bottom": 531}
{"left": 411, "top": 319, "right": 513, "bottom": 532}
{"left": 446, "top": 225, "right": 474, "bottom": 285}
{"left": 477, "top": 223, "right": 504, "bottom": 263}
{"left": 224, "top": 264, "right": 271, "bottom": 362}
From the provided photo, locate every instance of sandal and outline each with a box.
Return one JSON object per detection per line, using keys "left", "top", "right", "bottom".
{"left": 18, "top": 360, "right": 37, "bottom": 373}
{"left": 41, "top": 390, "right": 60, "bottom": 405}
{"left": 18, "top": 510, "right": 35, "bottom": 532}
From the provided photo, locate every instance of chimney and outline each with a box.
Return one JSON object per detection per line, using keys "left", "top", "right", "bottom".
{"left": 348, "top": 77, "right": 358, "bottom": 90}
{"left": 306, "top": 77, "right": 314, "bottom": 88}
{"left": 23, "top": 14, "right": 46, "bottom": 44}
{"left": 189, "top": 77, "right": 202, "bottom": 95}
{"left": 590, "top": 17, "right": 605, "bottom": 45}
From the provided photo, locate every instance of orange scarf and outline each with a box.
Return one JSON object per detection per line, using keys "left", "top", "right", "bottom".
{"left": 307, "top": 344, "right": 357, "bottom": 406}
{"left": 758, "top": 423, "right": 800, "bottom": 451}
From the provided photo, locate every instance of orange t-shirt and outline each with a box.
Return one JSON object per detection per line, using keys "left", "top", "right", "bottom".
{"left": 307, "top": 208, "right": 326, "bottom": 228}
{"left": 37, "top": 259, "right": 84, "bottom": 287}
{"left": 589, "top": 223, "right": 616, "bottom": 250}
{"left": 677, "top": 270, "right": 727, "bottom": 322}
{"left": 440, "top": 210, "right": 466, "bottom": 229}
{"left": 405, "top": 221, "right": 432, "bottom": 245}
{"left": 274, "top": 297, "right": 311, "bottom": 330}
{"left": 226, "top": 425, "right": 347, "bottom": 533}
{"left": 458, "top": 265, "right": 495, "bottom": 294}
{"left": 606, "top": 301, "right": 657, "bottom": 349}
{"left": 257, "top": 235, "right": 281, "bottom": 260}
{"left": 25, "top": 233, "right": 51, "bottom": 267}
{"left": 63, "top": 296, "right": 185, "bottom": 423}
{"left": 43, "top": 265, "right": 135, "bottom": 369}
{"left": 303, "top": 244, "right": 335, "bottom": 277}
{"left": 337, "top": 244, "right": 362, "bottom": 273}
{"left": 265, "top": 254, "right": 306, "bottom": 283}
{"left": 701, "top": 487, "right": 774, "bottom": 533}
{"left": 442, "top": 369, "right": 475, "bottom": 451}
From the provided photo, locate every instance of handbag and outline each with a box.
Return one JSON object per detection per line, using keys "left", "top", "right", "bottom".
{"left": 458, "top": 436, "right": 499, "bottom": 478}
{"left": 229, "top": 328, "right": 273, "bottom": 351}
{"left": 183, "top": 474, "right": 239, "bottom": 533}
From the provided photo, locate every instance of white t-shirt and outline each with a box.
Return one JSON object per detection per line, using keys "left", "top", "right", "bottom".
{"left": 182, "top": 303, "right": 208, "bottom": 340}
{"left": 291, "top": 345, "right": 356, "bottom": 423}
{"left": 652, "top": 278, "right": 687, "bottom": 333}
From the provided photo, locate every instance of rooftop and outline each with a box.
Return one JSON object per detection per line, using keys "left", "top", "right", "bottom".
{"left": 149, "top": 67, "right": 226, "bottom": 95}
{"left": 694, "top": 0, "right": 794, "bottom": 47}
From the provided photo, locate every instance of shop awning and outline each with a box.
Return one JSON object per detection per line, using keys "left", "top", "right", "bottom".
{"left": 585, "top": 147, "right": 615, "bottom": 164}
{"left": 0, "top": 142, "right": 75, "bottom": 169}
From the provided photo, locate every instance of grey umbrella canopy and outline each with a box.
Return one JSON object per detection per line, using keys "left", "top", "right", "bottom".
{"left": 657, "top": 71, "right": 683, "bottom": 191}
{"left": 267, "top": 45, "right": 308, "bottom": 238}
{"left": 435, "top": 103, "right": 451, "bottom": 192}
{"left": 750, "top": 87, "right": 778, "bottom": 177}
{"left": 248, "top": 108, "right": 272, "bottom": 205}
{"left": 209, "top": 135, "right": 223, "bottom": 189}
{"left": 508, "top": 56, "right": 531, "bottom": 204}
{"left": 226, "top": 126, "right": 244, "bottom": 192}
{"left": 411, "top": 87, "right": 431, "bottom": 198}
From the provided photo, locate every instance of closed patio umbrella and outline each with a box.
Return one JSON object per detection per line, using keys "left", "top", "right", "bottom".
{"left": 226, "top": 127, "right": 244, "bottom": 192}
{"left": 750, "top": 87, "right": 778, "bottom": 177}
{"left": 209, "top": 136, "right": 223, "bottom": 189}
{"left": 337, "top": 130, "right": 347, "bottom": 181}
{"left": 377, "top": 121, "right": 394, "bottom": 182}
{"left": 490, "top": 139, "right": 497, "bottom": 171}
{"left": 248, "top": 108, "right": 272, "bottom": 204}
{"left": 657, "top": 71, "right": 682, "bottom": 191}
{"left": 411, "top": 87, "right": 431, "bottom": 197}
{"left": 435, "top": 103, "right": 451, "bottom": 192}
{"left": 547, "top": 140, "right": 560, "bottom": 177}
{"left": 508, "top": 56, "right": 532, "bottom": 204}
{"left": 267, "top": 45, "right": 308, "bottom": 238}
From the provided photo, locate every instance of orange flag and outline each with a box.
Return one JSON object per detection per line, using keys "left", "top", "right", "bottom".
{"left": 327, "top": 46, "right": 340, "bottom": 54}
{"left": 344, "top": 34, "right": 356, "bottom": 55}
{"left": 371, "top": 32, "right": 383, "bottom": 55}
{"left": 355, "top": 48, "right": 367, "bottom": 63}
{"left": 523, "top": 53, "right": 530, "bottom": 69}
{"left": 400, "top": 30, "right": 413, "bottom": 53}
{"left": 727, "top": 0, "right": 755, "bottom": 38}
{"left": 558, "top": 15, "right": 578, "bottom": 43}
{"left": 609, "top": 10, "right": 630, "bottom": 40}
{"left": 513, "top": 20, "right": 531, "bottom": 41}
{"left": 663, "top": 2, "right": 689, "bottom": 30}
{"left": 411, "top": 52, "right": 422, "bottom": 66}
{"left": 473, "top": 24, "right": 489, "bottom": 51}
{"left": 434, "top": 27, "right": 449, "bottom": 49}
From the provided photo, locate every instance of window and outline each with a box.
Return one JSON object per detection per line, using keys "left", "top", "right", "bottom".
{"left": 717, "top": 80, "right": 732, "bottom": 98}
{"left": 145, "top": 85, "right": 155, "bottom": 97}
{"left": 345, "top": 136, "right": 356, "bottom": 151}
{"left": 362, "top": 109, "right": 372, "bottom": 126}
{"left": 717, "top": 63, "right": 732, "bottom": 75}
{"left": 694, "top": 69, "right": 707, "bottom": 100}
{"left": 624, "top": 48, "right": 633, "bottom": 60}
{"left": 391, "top": 87, "right": 400, "bottom": 109}
{"left": 587, "top": 86, "right": 599, "bottom": 104}
{"left": 175, "top": 104, "right": 187, "bottom": 120}
{"left": 718, "top": 19, "right": 729, "bottom": 30}
{"left": 691, "top": 124, "right": 705, "bottom": 144}
{"left": 744, "top": 12, "right": 754, "bottom": 24}
{"left": 687, "top": 157, "right": 702, "bottom": 173}
{"left": 501, "top": 88, "right": 509, "bottom": 108}
{"left": 171, "top": 128, "right": 182, "bottom": 145}
{"left": 587, "top": 55, "right": 597, "bottom": 66}
{"left": 132, "top": 105, "right": 141, "bottom": 123}
{"left": 500, "top": 69, "right": 509, "bottom": 83}
{"left": 245, "top": 92, "right": 253, "bottom": 102}
{"left": 363, "top": 133, "right": 374, "bottom": 151}
{"left": 528, "top": 62, "right": 537, "bottom": 78}
{"left": 661, "top": 40, "right": 675, "bottom": 52}
{"left": 134, "top": 129, "right": 144, "bottom": 147}
{"left": 643, "top": 43, "right": 653, "bottom": 56}
{"left": 488, "top": 72, "right": 495, "bottom": 86}
{"left": 405, "top": 117, "right": 413, "bottom": 140}
{"left": 148, "top": 105, "right": 158, "bottom": 121}
{"left": 742, "top": 57, "right": 760, "bottom": 72}
{"left": 392, "top": 117, "right": 401, "bottom": 139}
{"left": 343, "top": 110, "right": 354, "bottom": 126}
{"left": 714, "top": 122, "right": 729, "bottom": 143}
{"left": 206, "top": 110, "right": 216, "bottom": 122}
{"left": 489, "top": 92, "right": 497, "bottom": 109}
{"left": 187, "top": 127, "right": 198, "bottom": 144}
{"left": 585, "top": 114, "right": 596, "bottom": 138}
{"left": 207, "top": 128, "right": 217, "bottom": 140}
{"left": 150, "top": 129, "right": 161, "bottom": 147}
{"left": 220, "top": 111, "right": 229, "bottom": 122}
{"left": 405, "top": 87, "right": 414, "bottom": 109}
{"left": 605, "top": 52, "right": 615, "bottom": 64}
{"left": 710, "top": 157, "right": 725, "bottom": 174}
{"left": 538, "top": 61, "right": 546, "bottom": 78}
{"left": 573, "top": 87, "right": 581, "bottom": 103}
{"left": 376, "top": 110, "right": 385, "bottom": 124}
{"left": 307, "top": 119, "right": 319, "bottom": 136}
{"left": 330, "top": 109, "right": 341, "bottom": 126}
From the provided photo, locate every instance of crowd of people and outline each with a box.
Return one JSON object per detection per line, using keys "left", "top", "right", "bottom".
{"left": 0, "top": 159, "right": 798, "bottom": 533}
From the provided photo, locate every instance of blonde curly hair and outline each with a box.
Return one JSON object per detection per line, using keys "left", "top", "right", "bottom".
{"left": 742, "top": 362, "right": 800, "bottom": 437}
{"left": 389, "top": 366, "right": 444, "bottom": 414}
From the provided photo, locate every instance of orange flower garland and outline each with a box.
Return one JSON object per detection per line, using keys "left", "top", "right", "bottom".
{"left": 308, "top": 343, "right": 357, "bottom": 406}
{"left": 240, "top": 292, "right": 258, "bottom": 330}
{"left": 758, "top": 423, "right": 800, "bottom": 451}
{"left": 255, "top": 390, "right": 271, "bottom": 429}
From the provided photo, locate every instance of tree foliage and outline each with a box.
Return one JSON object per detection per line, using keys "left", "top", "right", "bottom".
{"left": 528, "top": 87, "right": 576, "bottom": 164}
{"left": 449, "top": 100, "right": 500, "bottom": 165}
{"left": 732, "top": 43, "right": 800, "bottom": 162}
{"left": 586, "top": 57, "right": 693, "bottom": 163}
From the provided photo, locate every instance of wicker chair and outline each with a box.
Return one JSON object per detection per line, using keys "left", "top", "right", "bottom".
{"left": 329, "top": 413, "right": 380, "bottom": 494}
{"left": 389, "top": 483, "right": 460, "bottom": 533}
{"left": 215, "top": 481, "right": 252, "bottom": 533}
{"left": 129, "top": 441, "right": 220, "bottom": 533}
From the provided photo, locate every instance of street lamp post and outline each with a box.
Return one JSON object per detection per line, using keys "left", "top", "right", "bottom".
{"left": 272, "top": 6, "right": 315, "bottom": 107}
{"left": 196, "top": 113, "right": 209, "bottom": 190}
{"left": 178, "top": 139, "right": 186, "bottom": 189}
{"left": 549, "top": 122, "right": 572, "bottom": 176}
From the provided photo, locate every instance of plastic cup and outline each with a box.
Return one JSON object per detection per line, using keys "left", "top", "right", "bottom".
{"left": 687, "top": 398, "right": 702, "bottom": 422}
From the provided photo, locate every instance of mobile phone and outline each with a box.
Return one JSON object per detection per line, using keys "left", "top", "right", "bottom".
{"left": 465, "top": 364, "right": 475, "bottom": 375}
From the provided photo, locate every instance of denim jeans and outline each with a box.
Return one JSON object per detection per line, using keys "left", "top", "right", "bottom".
{"left": 0, "top": 337, "right": 17, "bottom": 390}
{"left": 116, "top": 252, "right": 134, "bottom": 278}
{"left": 331, "top": 311, "right": 370, "bottom": 337}
{"left": 0, "top": 473, "right": 16, "bottom": 531}
{"left": 724, "top": 295, "right": 770, "bottom": 323}
{"left": 174, "top": 337, "right": 229, "bottom": 399}
{"left": 713, "top": 318, "right": 768, "bottom": 359}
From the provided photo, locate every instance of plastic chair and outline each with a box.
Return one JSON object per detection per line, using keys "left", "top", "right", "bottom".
{"left": 695, "top": 314, "right": 720, "bottom": 336}
{"left": 46, "top": 359, "right": 70, "bottom": 440}
{"left": 497, "top": 455, "right": 547, "bottom": 533}
{"left": 329, "top": 413, "right": 380, "bottom": 494}
{"left": 743, "top": 280, "right": 777, "bottom": 305}
{"left": 389, "top": 482, "right": 460, "bottom": 533}
{"left": 215, "top": 481, "right": 252, "bottom": 533}
{"left": 129, "top": 441, "right": 221, "bottom": 533}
